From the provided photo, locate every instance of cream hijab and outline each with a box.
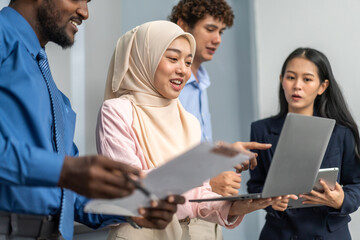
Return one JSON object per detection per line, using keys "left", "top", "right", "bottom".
{"left": 104, "top": 20, "right": 201, "bottom": 168}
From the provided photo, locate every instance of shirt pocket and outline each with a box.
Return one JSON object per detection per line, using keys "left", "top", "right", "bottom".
{"left": 326, "top": 214, "right": 350, "bottom": 232}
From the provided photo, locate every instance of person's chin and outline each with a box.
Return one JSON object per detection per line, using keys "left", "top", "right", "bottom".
{"left": 59, "top": 36, "right": 75, "bottom": 49}
{"left": 203, "top": 54, "right": 214, "bottom": 62}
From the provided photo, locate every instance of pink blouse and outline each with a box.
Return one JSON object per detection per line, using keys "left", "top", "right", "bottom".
{"left": 96, "top": 98, "right": 244, "bottom": 228}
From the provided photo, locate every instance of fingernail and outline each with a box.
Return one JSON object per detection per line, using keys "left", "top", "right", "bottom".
{"left": 151, "top": 200, "right": 158, "bottom": 207}
{"left": 128, "top": 173, "right": 139, "bottom": 181}
{"left": 139, "top": 208, "right": 145, "bottom": 215}
{"left": 168, "top": 196, "right": 175, "bottom": 203}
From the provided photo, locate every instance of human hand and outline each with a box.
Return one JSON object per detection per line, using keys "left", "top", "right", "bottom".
{"left": 228, "top": 197, "right": 278, "bottom": 216}
{"left": 132, "top": 195, "right": 185, "bottom": 229}
{"left": 210, "top": 171, "right": 241, "bottom": 196}
{"left": 300, "top": 181, "right": 344, "bottom": 209}
{"left": 271, "top": 194, "right": 298, "bottom": 211}
{"left": 58, "top": 155, "right": 142, "bottom": 198}
{"left": 231, "top": 141, "right": 272, "bottom": 172}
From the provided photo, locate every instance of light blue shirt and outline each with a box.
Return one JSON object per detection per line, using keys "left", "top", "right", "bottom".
{"left": 0, "top": 7, "right": 124, "bottom": 230}
{"left": 179, "top": 65, "right": 212, "bottom": 142}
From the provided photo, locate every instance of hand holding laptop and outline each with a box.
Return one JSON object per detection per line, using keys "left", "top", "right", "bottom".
{"left": 271, "top": 194, "right": 298, "bottom": 211}
{"left": 228, "top": 195, "right": 298, "bottom": 216}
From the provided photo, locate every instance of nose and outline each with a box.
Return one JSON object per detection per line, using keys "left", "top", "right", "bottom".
{"left": 212, "top": 32, "right": 222, "bottom": 45}
{"left": 77, "top": 0, "right": 89, "bottom": 20}
{"left": 293, "top": 78, "right": 302, "bottom": 90}
{"left": 175, "top": 62, "right": 186, "bottom": 76}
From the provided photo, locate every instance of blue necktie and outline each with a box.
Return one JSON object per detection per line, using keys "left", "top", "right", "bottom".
{"left": 37, "top": 49, "right": 74, "bottom": 240}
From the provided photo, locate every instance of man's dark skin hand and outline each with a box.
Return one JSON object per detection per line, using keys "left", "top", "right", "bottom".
{"left": 58, "top": 155, "right": 142, "bottom": 198}
{"left": 132, "top": 195, "right": 186, "bottom": 229}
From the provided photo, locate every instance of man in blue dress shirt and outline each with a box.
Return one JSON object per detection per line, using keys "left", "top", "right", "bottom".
{"left": 0, "top": 0, "right": 184, "bottom": 239}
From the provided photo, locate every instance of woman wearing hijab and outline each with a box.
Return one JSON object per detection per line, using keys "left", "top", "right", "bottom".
{"left": 96, "top": 20, "right": 280, "bottom": 240}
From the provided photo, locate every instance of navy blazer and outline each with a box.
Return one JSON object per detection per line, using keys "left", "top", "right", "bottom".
{"left": 247, "top": 116, "right": 360, "bottom": 240}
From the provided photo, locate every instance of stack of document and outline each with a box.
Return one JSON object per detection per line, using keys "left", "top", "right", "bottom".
{"left": 84, "top": 142, "right": 253, "bottom": 216}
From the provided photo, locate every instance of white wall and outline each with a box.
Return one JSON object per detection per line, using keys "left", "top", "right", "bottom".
{"left": 2, "top": 0, "right": 359, "bottom": 239}
{"left": 254, "top": 0, "right": 360, "bottom": 237}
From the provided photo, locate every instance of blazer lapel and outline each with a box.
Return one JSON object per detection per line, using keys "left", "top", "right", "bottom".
{"left": 265, "top": 116, "right": 286, "bottom": 157}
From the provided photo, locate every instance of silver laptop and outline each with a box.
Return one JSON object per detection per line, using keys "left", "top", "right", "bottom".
{"left": 189, "top": 113, "right": 336, "bottom": 202}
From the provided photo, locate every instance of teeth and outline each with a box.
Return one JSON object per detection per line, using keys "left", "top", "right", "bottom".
{"left": 171, "top": 80, "right": 181, "bottom": 85}
{"left": 170, "top": 80, "right": 182, "bottom": 85}
{"left": 70, "top": 20, "right": 78, "bottom": 27}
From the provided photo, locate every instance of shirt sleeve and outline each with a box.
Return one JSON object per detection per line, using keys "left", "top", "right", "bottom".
{"left": 96, "top": 99, "right": 150, "bottom": 172}
{"left": 74, "top": 194, "right": 127, "bottom": 229}
{"left": 329, "top": 128, "right": 360, "bottom": 215}
{"left": 0, "top": 131, "right": 64, "bottom": 186}
{"left": 177, "top": 181, "right": 244, "bottom": 229}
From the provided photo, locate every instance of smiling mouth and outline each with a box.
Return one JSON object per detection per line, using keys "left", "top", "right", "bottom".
{"left": 70, "top": 20, "right": 78, "bottom": 27}
{"left": 69, "top": 19, "right": 81, "bottom": 32}
{"left": 170, "top": 79, "right": 183, "bottom": 85}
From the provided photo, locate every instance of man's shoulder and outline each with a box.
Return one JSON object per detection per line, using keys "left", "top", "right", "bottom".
{"left": 0, "top": 8, "right": 17, "bottom": 55}
{"left": 0, "top": 9, "right": 7, "bottom": 38}
{"left": 0, "top": 7, "right": 12, "bottom": 33}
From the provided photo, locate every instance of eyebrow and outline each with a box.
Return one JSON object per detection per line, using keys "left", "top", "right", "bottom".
{"left": 166, "top": 48, "right": 193, "bottom": 58}
{"left": 286, "top": 70, "right": 315, "bottom": 77}
{"left": 205, "top": 24, "right": 227, "bottom": 31}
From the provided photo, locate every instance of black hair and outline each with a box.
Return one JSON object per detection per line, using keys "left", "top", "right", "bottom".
{"left": 275, "top": 47, "right": 360, "bottom": 159}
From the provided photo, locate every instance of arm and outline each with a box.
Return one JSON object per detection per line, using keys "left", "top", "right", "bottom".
{"left": 0, "top": 132, "right": 64, "bottom": 187}
{"left": 95, "top": 99, "right": 185, "bottom": 228}
{"left": 179, "top": 182, "right": 244, "bottom": 229}
{"left": 336, "top": 129, "right": 360, "bottom": 214}
{"left": 96, "top": 99, "right": 150, "bottom": 172}
{"left": 301, "top": 128, "right": 360, "bottom": 214}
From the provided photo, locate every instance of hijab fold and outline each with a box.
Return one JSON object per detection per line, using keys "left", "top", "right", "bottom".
{"left": 104, "top": 21, "right": 200, "bottom": 168}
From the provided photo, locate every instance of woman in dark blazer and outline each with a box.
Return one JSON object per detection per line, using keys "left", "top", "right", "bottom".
{"left": 247, "top": 47, "right": 360, "bottom": 240}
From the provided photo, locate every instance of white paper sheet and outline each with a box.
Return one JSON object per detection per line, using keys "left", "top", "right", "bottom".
{"left": 84, "top": 142, "right": 253, "bottom": 216}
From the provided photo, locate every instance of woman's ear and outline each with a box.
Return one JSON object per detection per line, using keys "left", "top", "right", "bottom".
{"left": 318, "top": 79, "right": 329, "bottom": 95}
{"left": 177, "top": 18, "right": 189, "bottom": 32}
{"left": 279, "top": 75, "right": 283, "bottom": 85}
